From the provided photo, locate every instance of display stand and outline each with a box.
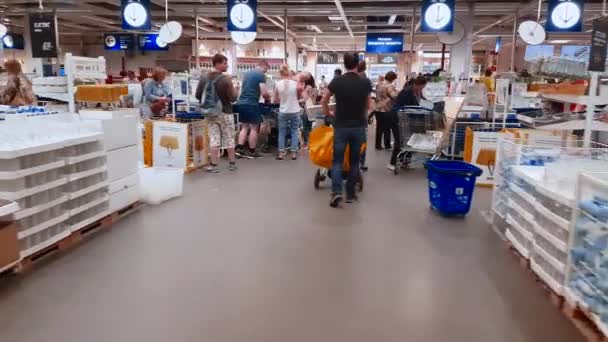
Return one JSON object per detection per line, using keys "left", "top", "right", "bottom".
{"left": 33, "top": 54, "right": 107, "bottom": 113}
{"left": 564, "top": 171, "right": 608, "bottom": 337}
{"left": 146, "top": 119, "right": 207, "bottom": 173}
{"left": 492, "top": 138, "right": 608, "bottom": 296}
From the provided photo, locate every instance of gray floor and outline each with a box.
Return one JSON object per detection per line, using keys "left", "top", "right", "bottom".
{"left": 0, "top": 148, "right": 584, "bottom": 342}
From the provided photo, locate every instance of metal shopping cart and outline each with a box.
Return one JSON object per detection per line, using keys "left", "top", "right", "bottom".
{"left": 393, "top": 106, "right": 446, "bottom": 174}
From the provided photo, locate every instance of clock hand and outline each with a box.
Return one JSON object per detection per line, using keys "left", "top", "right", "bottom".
{"left": 436, "top": 16, "right": 444, "bottom": 23}
{"left": 436, "top": 6, "right": 440, "bottom": 22}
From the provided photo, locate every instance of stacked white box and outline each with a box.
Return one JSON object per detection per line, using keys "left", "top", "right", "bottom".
{"left": 79, "top": 110, "right": 140, "bottom": 213}
{"left": 61, "top": 136, "right": 110, "bottom": 233}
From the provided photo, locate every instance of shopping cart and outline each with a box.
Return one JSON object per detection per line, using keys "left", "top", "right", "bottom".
{"left": 309, "top": 121, "right": 364, "bottom": 192}
{"left": 393, "top": 106, "right": 446, "bottom": 174}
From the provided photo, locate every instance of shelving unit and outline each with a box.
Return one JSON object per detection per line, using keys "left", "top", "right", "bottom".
{"left": 492, "top": 138, "right": 608, "bottom": 296}
{"left": 566, "top": 172, "right": 608, "bottom": 331}
{"left": 32, "top": 54, "right": 107, "bottom": 113}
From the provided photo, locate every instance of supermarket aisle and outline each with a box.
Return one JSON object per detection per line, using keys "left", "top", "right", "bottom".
{"left": 0, "top": 149, "right": 583, "bottom": 342}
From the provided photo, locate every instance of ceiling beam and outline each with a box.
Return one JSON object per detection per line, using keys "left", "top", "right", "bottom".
{"left": 332, "top": 0, "right": 353, "bottom": 38}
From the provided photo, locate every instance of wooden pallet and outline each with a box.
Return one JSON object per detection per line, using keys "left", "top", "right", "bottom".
{"left": 506, "top": 241, "right": 530, "bottom": 270}
{"left": 15, "top": 202, "right": 143, "bottom": 274}
{"left": 505, "top": 241, "right": 563, "bottom": 308}
{"left": 563, "top": 300, "right": 608, "bottom": 342}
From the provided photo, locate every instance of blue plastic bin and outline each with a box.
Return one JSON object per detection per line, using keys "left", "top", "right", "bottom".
{"left": 424, "top": 160, "right": 483, "bottom": 216}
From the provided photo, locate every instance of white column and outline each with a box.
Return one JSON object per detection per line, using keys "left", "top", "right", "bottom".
{"left": 449, "top": 3, "right": 474, "bottom": 83}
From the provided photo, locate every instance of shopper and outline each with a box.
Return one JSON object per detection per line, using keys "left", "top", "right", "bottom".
{"left": 0, "top": 60, "right": 35, "bottom": 106}
{"left": 321, "top": 53, "right": 372, "bottom": 208}
{"left": 142, "top": 67, "right": 171, "bottom": 118}
{"left": 236, "top": 60, "right": 270, "bottom": 159}
{"left": 375, "top": 71, "right": 399, "bottom": 150}
{"left": 387, "top": 77, "right": 428, "bottom": 171}
{"left": 356, "top": 60, "right": 372, "bottom": 171}
{"left": 481, "top": 68, "right": 495, "bottom": 92}
{"left": 126, "top": 71, "right": 140, "bottom": 84}
{"left": 195, "top": 54, "right": 238, "bottom": 173}
{"left": 273, "top": 65, "right": 302, "bottom": 160}
{"left": 333, "top": 68, "right": 342, "bottom": 79}
{"left": 318, "top": 75, "right": 327, "bottom": 94}
{"left": 300, "top": 74, "right": 316, "bottom": 148}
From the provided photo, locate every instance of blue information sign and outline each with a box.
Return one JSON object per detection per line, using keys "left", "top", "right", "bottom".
{"left": 138, "top": 33, "right": 169, "bottom": 51}
{"left": 227, "top": 0, "right": 257, "bottom": 32}
{"left": 421, "top": 0, "right": 455, "bottom": 33}
{"left": 366, "top": 33, "right": 404, "bottom": 53}
{"left": 104, "top": 33, "right": 135, "bottom": 51}
{"left": 546, "top": 0, "right": 584, "bottom": 32}
{"left": 121, "top": 0, "right": 151, "bottom": 31}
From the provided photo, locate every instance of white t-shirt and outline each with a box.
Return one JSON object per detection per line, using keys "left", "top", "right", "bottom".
{"left": 275, "top": 79, "right": 301, "bottom": 114}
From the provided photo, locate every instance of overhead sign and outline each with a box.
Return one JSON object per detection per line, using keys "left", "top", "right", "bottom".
{"left": 366, "top": 33, "right": 404, "bottom": 53}
{"left": 104, "top": 33, "right": 135, "bottom": 51}
{"left": 29, "top": 12, "right": 58, "bottom": 58}
{"left": 546, "top": 0, "right": 584, "bottom": 32}
{"left": 121, "top": 0, "right": 151, "bottom": 30}
{"left": 495, "top": 37, "right": 502, "bottom": 53}
{"left": 377, "top": 54, "right": 398, "bottom": 64}
{"left": 588, "top": 17, "right": 608, "bottom": 72}
{"left": 227, "top": 0, "right": 257, "bottom": 32}
{"left": 3, "top": 33, "right": 24, "bottom": 50}
{"left": 421, "top": 0, "right": 455, "bottom": 32}
{"left": 138, "top": 33, "right": 169, "bottom": 51}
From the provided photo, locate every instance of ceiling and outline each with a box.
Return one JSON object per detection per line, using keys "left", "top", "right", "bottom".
{"left": 0, "top": 0, "right": 606, "bottom": 51}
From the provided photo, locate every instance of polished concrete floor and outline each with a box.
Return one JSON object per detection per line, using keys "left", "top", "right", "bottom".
{"left": 0, "top": 148, "right": 584, "bottom": 342}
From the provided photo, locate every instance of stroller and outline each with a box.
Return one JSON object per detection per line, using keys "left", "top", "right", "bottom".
{"left": 309, "top": 120, "right": 365, "bottom": 191}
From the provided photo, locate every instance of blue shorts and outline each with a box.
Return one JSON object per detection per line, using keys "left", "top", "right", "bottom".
{"left": 235, "top": 104, "right": 263, "bottom": 124}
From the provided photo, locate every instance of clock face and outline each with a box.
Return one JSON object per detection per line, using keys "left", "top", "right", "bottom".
{"left": 0, "top": 24, "right": 6, "bottom": 39}
{"left": 230, "top": 3, "right": 255, "bottom": 30}
{"left": 3, "top": 35, "right": 13, "bottom": 48}
{"left": 123, "top": 2, "right": 149, "bottom": 28}
{"left": 156, "top": 36, "right": 168, "bottom": 48}
{"left": 105, "top": 35, "right": 117, "bottom": 48}
{"left": 424, "top": 3, "right": 452, "bottom": 30}
{"left": 518, "top": 20, "right": 546, "bottom": 45}
{"left": 231, "top": 31, "right": 256, "bottom": 45}
{"left": 550, "top": 2, "right": 581, "bottom": 29}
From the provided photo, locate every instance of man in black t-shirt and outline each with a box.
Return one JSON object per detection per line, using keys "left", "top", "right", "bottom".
{"left": 321, "top": 53, "right": 372, "bottom": 208}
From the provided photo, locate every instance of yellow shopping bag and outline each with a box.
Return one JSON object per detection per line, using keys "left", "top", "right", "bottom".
{"left": 309, "top": 125, "right": 366, "bottom": 170}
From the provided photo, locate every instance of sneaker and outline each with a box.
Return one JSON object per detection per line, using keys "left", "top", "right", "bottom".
{"left": 361, "top": 165, "right": 369, "bottom": 172}
{"left": 249, "top": 151, "right": 263, "bottom": 159}
{"left": 329, "top": 193, "right": 343, "bottom": 208}
{"left": 387, "top": 164, "right": 396, "bottom": 172}
{"left": 276, "top": 151, "right": 286, "bottom": 160}
{"left": 291, "top": 152, "right": 298, "bottom": 160}
{"left": 346, "top": 195, "right": 359, "bottom": 203}
{"left": 205, "top": 165, "right": 220, "bottom": 173}
{"left": 228, "top": 162, "right": 238, "bottom": 172}
{"left": 236, "top": 150, "right": 254, "bottom": 160}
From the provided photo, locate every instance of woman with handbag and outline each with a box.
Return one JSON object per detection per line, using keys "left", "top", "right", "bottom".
{"left": 374, "top": 71, "right": 399, "bottom": 150}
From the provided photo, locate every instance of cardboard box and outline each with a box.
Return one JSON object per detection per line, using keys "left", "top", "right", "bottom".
{"left": 0, "top": 222, "right": 19, "bottom": 269}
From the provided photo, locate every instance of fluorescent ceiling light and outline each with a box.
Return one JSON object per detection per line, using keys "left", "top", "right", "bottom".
{"left": 548, "top": 40, "right": 571, "bottom": 44}
{"left": 328, "top": 16, "right": 343, "bottom": 21}
{"left": 388, "top": 15, "right": 397, "bottom": 25}
{"left": 311, "top": 25, "right": 323, "bottom": 33}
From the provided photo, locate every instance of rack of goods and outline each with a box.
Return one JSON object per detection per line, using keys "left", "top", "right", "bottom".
{"left": 0, "top": 116, "right": 108, "bottom": 259}
{"left": 565, "top": 172, "right": 608, "bottom": 338}
{"left": 0, "top": 199, "right": 20, "bottom": 274}
{"left": 32, "top": 54, "right": 110, "bottom": 113}
{"left": 79, "top": 109, "right": 140, "bottom": 212}
{"left": 492, "top": 137, "right": 608, "bottom": 297}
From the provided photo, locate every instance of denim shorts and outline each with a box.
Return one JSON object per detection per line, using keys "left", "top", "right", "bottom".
{"left": 235, "top": 104, "right": 263, "bottom": 124}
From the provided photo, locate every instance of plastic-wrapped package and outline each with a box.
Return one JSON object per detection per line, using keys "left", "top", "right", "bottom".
{"left": 139, "top": 167, "right": 183, "bottom": 205}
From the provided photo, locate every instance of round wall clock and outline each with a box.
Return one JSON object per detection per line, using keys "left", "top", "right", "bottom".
{"left": 123, "top": 2, "right": 149, "bottom": 28}
{"left": 230, "top": 3, "right": 255, "bottom": 30}
{"left": 424, "top": 2, "right": 452, "bottom": 30}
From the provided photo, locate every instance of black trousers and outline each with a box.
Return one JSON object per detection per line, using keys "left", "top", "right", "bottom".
{"left": 387, "top": 111, "right": 401, "bottom": 165}
{"left": 374, "top": 111, "right": 392, "bottom": 149}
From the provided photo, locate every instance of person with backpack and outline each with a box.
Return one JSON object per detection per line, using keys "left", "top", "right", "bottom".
{"left": 195, "top": 54, "right": 238, "bottom": 173}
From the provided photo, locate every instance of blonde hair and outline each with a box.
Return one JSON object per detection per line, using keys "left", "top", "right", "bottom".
{"left": 152, "top": 67, "right": 167, "bottom": 82}
{"left": 279, "top": 64, "right": 290, "bottom": 77}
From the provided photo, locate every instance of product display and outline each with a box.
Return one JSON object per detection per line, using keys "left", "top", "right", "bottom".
{"left": 493, "top": 138, "right": 608, "bottom": 296}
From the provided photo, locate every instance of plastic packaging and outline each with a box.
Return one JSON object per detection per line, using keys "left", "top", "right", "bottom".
{"left": 138, "top": 167, "right": 183, "bottom": 205}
